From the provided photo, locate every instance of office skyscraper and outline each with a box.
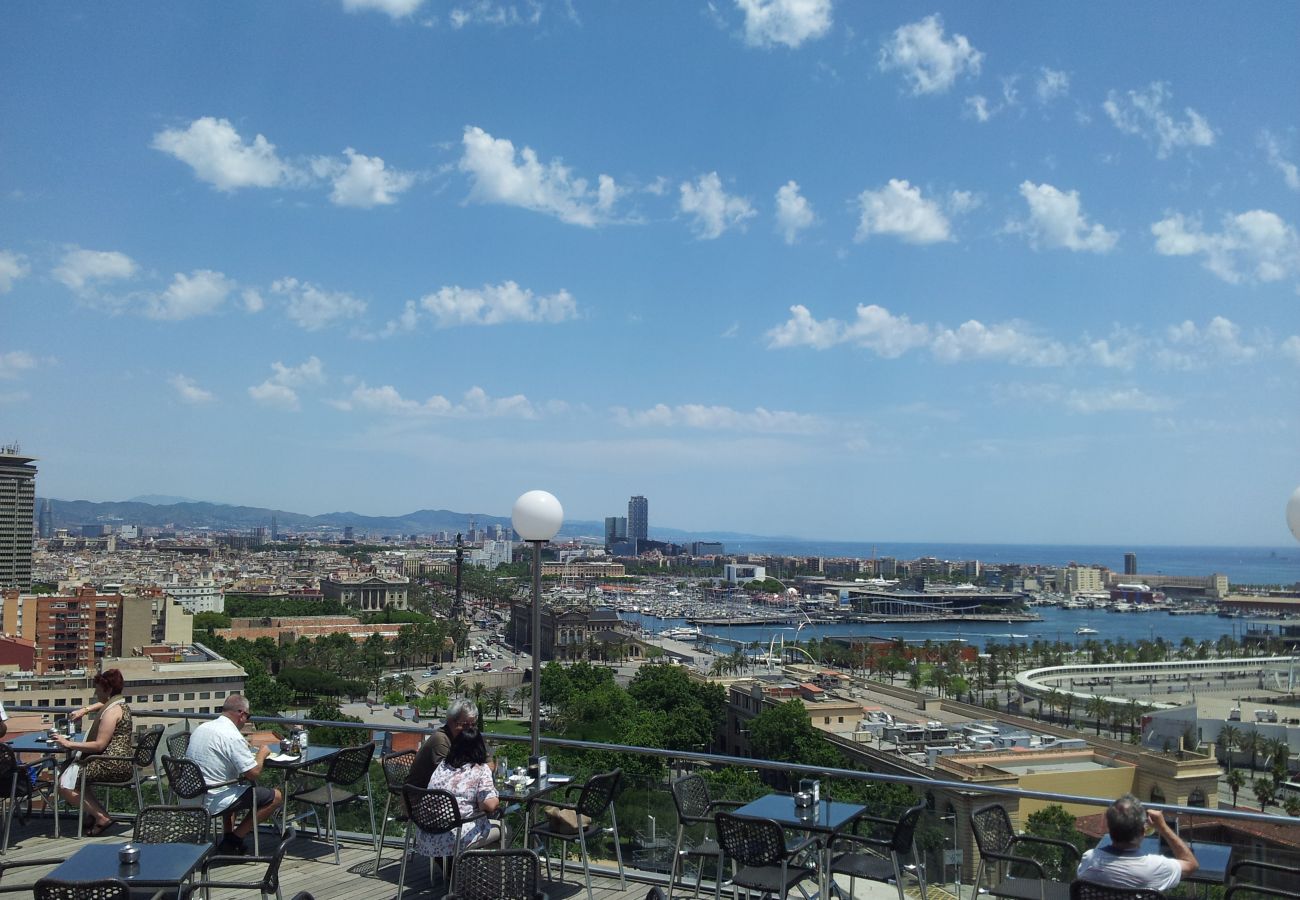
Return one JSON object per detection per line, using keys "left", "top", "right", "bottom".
{"left": 38, "top": 498, "right": 53, "bottom": 539}
{"left": 604, "top": 516, "right": 627, "bottom": 548}
{"left": 0, "top": 447, "right": 37, "bottom": 591}
{"left": 628, "top": 495, "right": 648, "bottom": 542}
{"left": 1124, "top": 552, "right": 1137, "bottom": 576}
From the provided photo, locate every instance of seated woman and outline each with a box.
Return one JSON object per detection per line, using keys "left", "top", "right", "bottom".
{"left": 53, "top": 668, "right": 132, "bottom": 835}
{"left": 416, "top": 722, "right": 500, "bottom": 859}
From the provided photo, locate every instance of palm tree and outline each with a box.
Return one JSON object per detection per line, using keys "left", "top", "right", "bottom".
{"left": 1044, "top": 688, "right": 1062, "bottom": 722}
{"left": 1218, "top": 724, "right": 1240, "bottom": 772}
{"left": 1060, "top": 692, "right": 1075, "bottom": 727}
{"left": 1265, "top": 737, "right": 1291, "bottom": 780}
{"left": 1253, "top": 776, "right": 1275, "bottom": 812}
{"left": 470, "top": 681, "right": 487, "bottom": 709}
{"left": 450, "top": 675, "right": 467, "bottom": 698}
{"left": 1226, "top": 768, "right": 1246, "bottom": 807}
{"left": 1086, "top": 696, "right": 1108, "bottom": 736}
{"left": 487, "top": 686, "right": 507, "bottom": 720}
{"left": 1240, "top": 731, "right": 1261, "bottom": 773}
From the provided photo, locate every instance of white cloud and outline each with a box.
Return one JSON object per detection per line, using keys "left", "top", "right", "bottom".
{"left": 1259, "top": 130, "right": 1300, "bottom": 191}
{"left": 736, "top": 0, "right": 832, "bottom": 49}
{"left": 1158, "top": 316, "right": 1258, "bottom": 369}
{"left": 169, "top": 374, "right": 215, "bottom": 404}
{"left": 948, "top": 190, "right": 980, "bottom": 214}
{"left": 855, "top": 179, "right": 952, "bottom": 244}
{"left": 964, "top": 95, "right": 994, "bottom": 123}
{"left": 271, "top": 277, "right": 367, "bottom": 331}
{"left": 1151, "top": 210, "right": 1299, "bottom": 284}
{"left": 1065, "top": 387, "right": 1166, "bottom": 414}
{"left": 333, "top": 383, "right": 538, "bottom": 418}
{"left": 0, "top": 251, "right": 30, "bottom": 294}
{"left": 394, "top": 280, "right": 579, "bottom": 330}
{"left": 765, "top": 303, "right": 932, "bottom": 357}
{"left": 1087, "top": 327, "right": 1145, "bottom": 371}
{"left": 145, "top": 269, "right": 235, "bottom": 320}
{"left": 0, "top": 351, "right": 38, "bottom": 379}
{"left": 774, "top": 180, "right": 815, "bottom": 244}
{"left": 1014, "top": 181, "right": 1117, "bottom": 253}
{"left": 152, "top": 117, "right": 297, "bottom": 191}
{"left": 1036, "top": 68, "right": 1070, "bottom": 104}
{"left": 248, "top": 356, "right": 326, "bottom": 411}
{"left": 931, "top": 319, "right": 1070, "bottom": 366}
{"left": 679, "top": 172, "right": 756, "bottom": 239}
{"left": 878, "top": 14, "right": 982, "bottom": 95}
{"left": 311, "top": 148, "right": 416, "bottom": 208}
{"left": 613, "top": 402, "right": 826, "bottom": 434}
{"left": 1282, "top": 335, "right": 1300, "bottom": 363}
{"left": 459, "top": 126, "right": 620, "bottom": 226}
{"left": 450, "top": 2, "right": 543, "bottom": 29}
{"left": 342, "top": 0, "right": 424, "bottom": 17}
{"left": 248, "top": 381, "right": 300, "bottom": 410}
{"left": 52, "top": 248, "right": 139, "bottom": 293}
{"left": 241, "top": 289, "right": 265, "bottom": 313}
{"left": 1102, "top": 82, "right": 1215, "bottom": 158}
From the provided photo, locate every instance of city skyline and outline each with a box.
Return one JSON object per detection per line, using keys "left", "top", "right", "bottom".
{"left": 2, "top": 3, "right": 1298, "bottom": 547}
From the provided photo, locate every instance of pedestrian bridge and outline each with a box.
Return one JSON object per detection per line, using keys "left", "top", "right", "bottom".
{"left": 1015, "top": 655, "right": 1300, "bottom": 708}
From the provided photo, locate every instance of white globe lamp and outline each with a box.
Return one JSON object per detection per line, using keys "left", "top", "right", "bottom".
{"left": 512, "top": 490, "right": 563, "bottom": 758}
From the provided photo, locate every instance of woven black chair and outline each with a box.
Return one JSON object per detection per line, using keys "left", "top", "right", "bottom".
{"left": 71, "top": 745, "right": 137, "bottom": 838}
{"left": 0, "top": 744, "right": 29, "bottom": 852}
{"left": 133, "top": 804, "right": 210, "bottom": 844}
{"left": 441, "top": 849, "right": 547, "bottom": 900}
{"left": 828, "top": 801, "right": 928, "bottom": 900}
{"left": 1070, "top": 882, "right": 1167, "bottom": 900}
{"left": 714, "top": 812, "right": 818, "bottom": 900}
{"left": 527, "top": 768, "right": 625, "bottom": 900}
{"left": 374, "top": 748, "right": 417, "bottom": 874}
{"left": 288, "top": 742, "right": 377, "bottom": 865}
{"left": 398, "top": 785, "right": 504, "bottom": 900}
{"left": 129, "top": 725, "right": 167, "bottom": 807}
{"left": 179, "top": 827, "right": 296, "bottom": 900}
{"left": 1226, "top": 859, "right": 1300, "bottom": 900}
{"left": 166, "top": 731, "right": 191, "bottom": 760}
{"left": 668, "top": 773, "right": 742, "bottom": 900}
{"left": 33, "top": 878, "right": 131, "bottom": 900}
{"left": 972, "top": 804, "right": 1080, "bottom": 900}
{"left": 161, "top": 754, "right": 262, "bottom": 856}
{"left": 0, "top": 855, "right": 68, "bottom": 895}
{"left": 1, "top": 743, "right": 59, "bottom": 845}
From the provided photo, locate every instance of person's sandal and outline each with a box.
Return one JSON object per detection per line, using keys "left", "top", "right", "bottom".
{"left": 87, "top": 817, "right": 117, "bottom": 836}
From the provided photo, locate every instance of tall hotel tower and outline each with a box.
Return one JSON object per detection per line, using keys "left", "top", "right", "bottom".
{"left": 0, "top": 446, "right": 37, "bottom": 591}
{"left": 628, "top": 495, "right": 648, "bottom": 543}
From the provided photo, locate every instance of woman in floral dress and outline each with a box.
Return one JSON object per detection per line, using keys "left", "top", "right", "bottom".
{"left": 416, "top": 724, "right": 500, "bottom": 859}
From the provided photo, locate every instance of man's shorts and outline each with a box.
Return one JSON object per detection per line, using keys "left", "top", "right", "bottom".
{"left": 229, "top": 785, "right": 277, "bottom": 811}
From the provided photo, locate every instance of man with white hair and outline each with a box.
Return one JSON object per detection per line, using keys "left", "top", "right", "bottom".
{"left": 1076, "top": 794, "right": 1197, "bottom": 891}
{"left": 188, "top": 694, "right": 283, "bottom": 854}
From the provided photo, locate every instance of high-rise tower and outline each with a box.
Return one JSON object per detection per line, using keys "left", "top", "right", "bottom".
{"left": 628, "top": 495, "right": 648, "bottom": 543}
{"left": 1124, "top": 552, "right": 1137, "bottom": 576}
{"left": 38, "top": 498, "right": 53, "bottom": 539}
{"left": 0, "top": 446, "right": 37, "bottom": 591}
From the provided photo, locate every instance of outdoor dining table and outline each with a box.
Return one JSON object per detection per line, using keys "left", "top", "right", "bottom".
{"left": 1097, "top": 833, "right": 1234, "bottom": 886}
{"left": 732, "top": 792, "right": 869, "bottom": 898}
{"left": 496, "top": 772, "right": 572, "bottom": 845}
{"left": 45, "top": 840, "right": 211, "bottom": 896}
{"left": 264, "top": 742, "right": 344, "bottom": 834}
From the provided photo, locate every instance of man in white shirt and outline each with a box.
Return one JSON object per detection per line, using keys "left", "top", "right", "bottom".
{"left": 0, "top": 698, "right": 8, "bottom": 738}
{"left": 1076, "top": 794, "right": 1197, "bottom": 892}
{"left": 187, "top": 694, "right": 282, "bottom": 854}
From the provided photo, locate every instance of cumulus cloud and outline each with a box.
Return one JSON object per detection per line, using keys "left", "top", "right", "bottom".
{"left": 1103, "top": 82, "right": 1215, "bottom": 158}
{"left": 1087, "top": 327, "right": 1146, "bottom": 371}
{"left": 271, "top": 277, "right": 367, "bottom": 331}
{"left": 1013, "top": 181, "right": 1117, "bottom": 253}
{"left": 0, "top": 351, "right": 38, "bottom": 379}
{"left": 152, "top": 117, "right": 297, "bottom": 191}
{"left": 774, "top": 180, "right": 815, "bottom": 244}
{"left": 679, "top": 172, "right": 756, "bottom": 239}
{"left": 736, "top": 0, "right": 832, "bottom": 49}
{"left": 450, "top": 1, "right": 543, "bottom": 28}
{"left": 333, "top": 383, "right": 538, "bottom": 418}
{"left": 241, "top": 289, "right": 265, "bottom": 313}
{"left": 1157, "top": 316, "right": 1258, "bottom": 370}
{"left": 248, "top": 356, "right": 326, "bottom": 411}
{"left": 311, "top": 148, "right": 416, "bottom": 208}
{"left": 145, "top": 269, "right": 236, "bottom": 320}
{"left": 1151, "top": 210, "right": 1299, "bottom": 284}
{"left": 878, "top": 14, "right": 982, "bottom": 95}
{"left": 765, "top": 303, "right": 932, "bottom": 356}
{"left": 247, "top": 382, "right": 299, "bottom": 410}
{"left": 53, "top": 248, "right": 139, "bottom": 293}
{"left": 169, "top": 374, "right": 215, "bottom": 404}
{"left": 459, "top": 126, "right": 620, "bottom": 226}
{"left": 379, "top": 281, "right": 579, "bottom": 333}
{"left": 1259, "top": 130, "right": 1300, "bottom": 191}
{"left": 931, "top": 319, "right": 1070, "bottom": 366}
{"left": 999, "top": 382, "right": 1166, "bottom": 413}
{"left": 612, "top": 402, "right": 826, "bottom": 434}
{"left": 1036, "top": 67, "right": 1070, "bottom": 104}
{"left": 342, "top": 0, "right": 425, "bottom": 17}
{"left": 0, "top": 251, "right": 29, "bottom": 294}
{"left": 855, "top": 179, "right": 952, "bottom": 244}
{"left": 964, "top": 95, "right": 994, "bottom": 123}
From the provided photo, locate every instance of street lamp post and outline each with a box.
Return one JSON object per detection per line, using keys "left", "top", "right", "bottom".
{"left": 512, "top": 490, "right": 564, "bottom": 760}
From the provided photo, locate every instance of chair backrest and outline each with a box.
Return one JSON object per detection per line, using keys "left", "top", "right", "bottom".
{"left": 1224, "top": 887, "right": 1300, "bottom": 900}
{"left": 715, "top": 813, "right": 788, "bottom": 868}
{"left": 890, "top": 802, "right": 926, "bottom": 853}
{"left": 0, "top": 742, "right": 16, "bottom": 783}
{"left": 133, "top": 725, "right": 166, "bottom": 768}
{"left": 161, "top": 754, "right": 209, "bottom": 801}
{"left": 1229, "top": 859, "right": 1300, "bottom": 897}
{"left": 260, "top": 827, "right": 297, "bottom": 893}
{"left": 576, "top": 768, "right": 622, "bottom": 820}
{"left": 134, "top": 804, "right": 210, "bottom": 843}
{"left": 325, "top": 742, "right": 375, "bottom": 786}
{"left": 450, "top": 849, "right": 542, "bottom": 900}
{"left": 971, "top": 803, "right": 1015, "bottom": 855}
{"left": 381, "top": 749, "right": 417, "bottom": 790}
{"left": 166, "top": 731, "right": 191, "bottom": 759}
{"left": 671, "top": 773, "right": 711, "bottom": 823}
{"left": 1071, "top": 881, "right": 1167, "bottom": 900}
{"left": 34, "top": 878, "right": 131, "bottom": 900}
{"left": 404, "top": 785, "right": 465, "bottom": 836}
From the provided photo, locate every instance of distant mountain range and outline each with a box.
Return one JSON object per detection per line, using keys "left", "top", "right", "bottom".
{"left": 40, "top": 497, "right": 775, "bottom": 543}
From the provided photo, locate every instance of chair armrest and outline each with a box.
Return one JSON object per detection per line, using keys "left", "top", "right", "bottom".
{"left": 786, "top": 832, "right": 823, "bottom": 857}
{"left": 981, "top": 849, "right": 1048, "bottom": 879}
{"left": 706, "top": 799, "right": 745, "bottom": 812}
{"left": 1231, "top": 859, "right": 1295, "bottom": 882}
{"left": 1008, "top": 834, "right": 1082, "bottom": 862}
{"left": 830, "top": 832, "right": 891, "bottom": 853}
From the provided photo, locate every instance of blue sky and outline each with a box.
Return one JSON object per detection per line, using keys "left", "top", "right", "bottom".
{"left": 2, "top": 1, "right": 1298, "bottom": 546}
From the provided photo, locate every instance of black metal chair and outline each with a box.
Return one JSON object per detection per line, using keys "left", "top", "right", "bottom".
{"left": 166, "top": 731, "right": 191, "bottom": 760}
{"left": 441, "top": 848, "right": 547, "bottom": 900}
{"left": 374, "top": 748, "right": 417, "bottom": 875}
{"left": 527, "top": 768, "right": 625, "bottom": 900}
{"left": 713, "top": 812, "right": 818, "bottom": 900}
{"left": 161, "top": 754, "right": 262, "bottom": 856}
{"left": 133, "top": 804, "right": 210, "bottom": 844}
{"left": 179, "top": 827, "right": 296, "bottom": 900}
{"left": 129, "top": 725, "right": 167, "bottom": 808}
{"left": 668, "top": 773, "right": 742, "bottom": 900}
{"left": 0, "top": 744, "right": 30, "bottom": 852}
{"left": 398, "top": 785, "right": 504, "bottom": 900}
{"left": 1070, "top": 883, "right": 1167, "bottom": 900}
{"left": 0, "top": 855, "right": 67, "bottom": 895}
{"left": 828, "top": 801, "right": 928, "bottom": 900}
{"left": 1226, "top": 859, "right": 1300, "bottom": 900}
{"left": 1, "top": 743, "right": 59, "bottom": 846}
{"left": 288, "top": 742, "right": 377, "bottom": 865}
{"left": 971, "top": 804, "right": 1080, "bottom": 900}
{"left": 33, "top": 879, "right": 131, "bottom": 900}
{"left": 71, "top": 746, "right": 136, "bottom": 838}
